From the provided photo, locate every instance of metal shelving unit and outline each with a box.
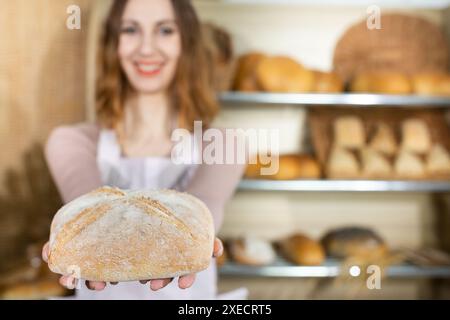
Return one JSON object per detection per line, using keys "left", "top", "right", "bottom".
{"left": 219, "top": 260, "right": 450, "bottom": 278}
{"left": 220, "top": 92, "right": 450, "bottom": 280}
{"left": 219, "top": 92, "right": 450, "bottom": 108}
{"left": 239, "top": 179, "right": 450, "bottom": 192}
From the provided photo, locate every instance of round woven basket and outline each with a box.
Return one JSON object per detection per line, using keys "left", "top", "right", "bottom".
{"left": 333, "top": 14, "right": 449, "bottom": 84}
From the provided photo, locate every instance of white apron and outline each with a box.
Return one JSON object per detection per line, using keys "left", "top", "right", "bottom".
{"left": 75, "top": 129, "right": 216, "bottom": 300}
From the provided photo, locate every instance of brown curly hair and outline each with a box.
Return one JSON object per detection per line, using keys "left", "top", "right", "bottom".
{"left": 96, "top": 0, "right": 219, "bottom": 132}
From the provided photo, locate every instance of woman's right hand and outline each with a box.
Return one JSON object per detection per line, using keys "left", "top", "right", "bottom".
{"left": 42, "top": 242, "right": 109, "bottom": 291}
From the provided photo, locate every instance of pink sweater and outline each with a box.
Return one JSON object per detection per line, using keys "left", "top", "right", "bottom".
{"left": 45, "top": 122, "right": 246, "bottom": 231}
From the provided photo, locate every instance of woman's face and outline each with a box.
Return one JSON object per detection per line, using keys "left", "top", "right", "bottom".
{"left": 118, "top": 0, "right": 181, "bottom": 94}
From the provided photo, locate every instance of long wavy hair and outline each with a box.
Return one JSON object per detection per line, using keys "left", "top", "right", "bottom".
{"left": 96, "top": 0, "right": 219, "bottom": 132}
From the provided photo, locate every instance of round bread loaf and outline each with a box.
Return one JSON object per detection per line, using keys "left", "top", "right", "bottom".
{"left": 279, "top": 234, "right": 325, "bottom": 266}
{"left": 256, "top": 56, "right": 314, "bottom": 93}
{"left": 233, "top": 52, "right": 266, "bottom": 92}
{"left": 48, "top": 187, "right": 215, "bottom": 282}
{"left": 350, "top": 72, "right": 412, "bottom": 94}
{"left": 321, "top": 227, "right": 387, "bottom": 259}
{"left": 412, "top": 73, "right": 450, "bottom": 96}
{"left": 245, "top": 154, "right": 321, "bottom": 180}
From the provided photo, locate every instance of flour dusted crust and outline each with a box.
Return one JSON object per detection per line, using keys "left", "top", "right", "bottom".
{"left": 48, "top": 187, "right": 215, "bottom": 282}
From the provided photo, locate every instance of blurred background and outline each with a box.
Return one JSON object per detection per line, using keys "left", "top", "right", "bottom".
{"left": 1, "top": 0, "right": 450, "bottom": 299}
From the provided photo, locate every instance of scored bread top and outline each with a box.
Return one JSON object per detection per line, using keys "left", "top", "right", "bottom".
{"left": 48, "top": 187, "right": 214, "bottom": 282}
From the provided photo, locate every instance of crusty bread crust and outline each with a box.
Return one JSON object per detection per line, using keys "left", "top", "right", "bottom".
{"left": 48, "top": 187, "right": 214, "bottom": 282}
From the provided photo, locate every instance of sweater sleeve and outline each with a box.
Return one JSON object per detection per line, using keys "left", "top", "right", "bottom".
{"left": 185, "top": 128, "right": 246, "bottom": 233}
{"left": 45, "top": 123, "right": 103, "bottom": 204}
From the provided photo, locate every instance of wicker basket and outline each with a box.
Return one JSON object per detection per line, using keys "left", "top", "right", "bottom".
{"left": 333, "top": 14, "right": 449, "bottom": 84}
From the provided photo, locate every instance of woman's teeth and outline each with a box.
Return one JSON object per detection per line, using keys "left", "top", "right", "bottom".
{"left": 138, "top": 64, "right": 161, "bottom": 72}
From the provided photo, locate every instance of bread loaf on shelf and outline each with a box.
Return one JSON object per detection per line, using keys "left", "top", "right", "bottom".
{"left": 333, "top": 116, "right": 366, "bottom": 149}
{"left": 350, "top": 72, "right": 412, "bottom": 94}
{"left": 228, "top": 237, "right": 276, "bottom": 266}
{"left": 401, "top": 118, "right": 432, "bottom": 154}
{"left": 426, "top": 144, "right": 450, "bottom": 176}
{"left": 233, "top": 52, "right": 266, "bottom": 92}
{"left": 369, "top": 123, "right": 398, "bottom": 156}
{"left": 412, "top": 73, "right": 450, "bottom": 96}
{"left": 321, "top": 227, "right": 387, "bottom": 259}
{"left": 326, "top": 147, "right": 360, "bottom": 179}
{"left": 361, "top": 148, "right": 393, "bottom": 179}
{"left": 394, "top": 150, "right": 426, "bottom": 179}
{"left": 256, "top": 56, "right": 314, "bottom": 93}
{"left": 279, "top": 234, "right": 325, "bottom": 266}
{"left": 312, "top": 70, "right": 344, "bottom": 93}
{"left": 48, "top": 187, "right": 215, "bottom": 282}
{"left": 245, "top": 154, "right": 321, "bottom": 180}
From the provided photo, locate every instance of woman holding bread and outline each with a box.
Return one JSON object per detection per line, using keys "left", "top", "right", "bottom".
{"left": 42, "top": 0, "right": 245, "bottom": 299}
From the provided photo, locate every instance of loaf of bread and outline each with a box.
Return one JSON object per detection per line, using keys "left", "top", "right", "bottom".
{"left": 394, "top": 150, "right": 426, "bottom": 179}
{"left": 412, "top": 73, "right": 450, "bottom": 96}
{"left": 321, "top": 227, "right": 387, "bottom": 259}
{"left": 312, "top": 70, "right": 344, "bottom": 93}
{"left": 228, "top": 237, "right": 276, "bottom": 266}
{"left": 233, "top": 52, "right": 265, "bottom": 92}
{"left": 256, "top": 56, "right": 314, "bottom": 93}
{"left": 245, "top": 154, "right": 321, "bottom": 180}
{"left": 350, "top": 72, "right": 412, "bottom": 94}
{"left": 279, "top": 234, "right": 325, "bottom": 266}
{"left": 48, "top": 187, "right": 215, "bottom": 282}
{"left": 361, "top": 148, "right": 392, "bottom": 179}
{"left": 326, "top": 147, "right": 360, "bottom": 179}
{"left": 426, "top": 144, "right": 450, "bottom": 176}
{"left": 369, "top": 123, "right": 398, "bottom": 156}
{"left": 401, "top": 118, "right": 431, "bottom": 154}
{"left": 333, "top": 116, "right": 366, "bottom": 149}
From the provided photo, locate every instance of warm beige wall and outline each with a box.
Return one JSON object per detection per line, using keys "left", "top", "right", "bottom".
{"left": 0, "top": 0, "right": 91, "bottom": 188}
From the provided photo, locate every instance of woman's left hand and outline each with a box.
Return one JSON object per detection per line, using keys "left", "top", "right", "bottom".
{"left": 44, "top": 238, "right": 224, "bottom": 292}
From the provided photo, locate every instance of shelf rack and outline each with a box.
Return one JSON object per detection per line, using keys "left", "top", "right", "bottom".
{"left": 219, "top": 259, "right": 450, "bottom": 278}
{"left": 239, "top": 179, "right": 450, "bottom": 192}
{"left": 220, "top": 92, "right": 450, "bottom": 280}
{"left": 219, "top": 92, "right": 450, "bottom": 108}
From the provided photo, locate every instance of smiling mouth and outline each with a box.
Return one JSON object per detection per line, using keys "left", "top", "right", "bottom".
{"left": 135, "top": 62, "right": 163, "bottom": 77}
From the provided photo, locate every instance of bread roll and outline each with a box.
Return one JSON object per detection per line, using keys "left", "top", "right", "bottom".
{"left": 412, "top": 73, "right": 450, "bottom": 96}
{"left": 327, "top": 147, "right": 360, "bottom": 179}
{"left": 394, "top": 150, "right": 426, "bottom": 179}
{"left": 350, "top": 72, "right": 412, "bottom": 94}
{"left": 369, "top": 123, "right": 398, "bottom": 156}
{"left": 229, "top": 237, "right": 276, "bottom": 266}
{"left": 233, "top": 52, "right": 265, "bottom": 92}
{"left": 426, "top": 144, "right": 450, "bottom": 176}
{"left": 401, "top": 118, "right": 431, "bottom": 154}
{"left": 333, "top": 116, "right": 366, "bottom": 149}
{"left": 245, "top": 154, "right": 321, "bottom": 180}
{"left": 312, "top": 70, "right": 344, "bottom": 93}
{"left": 279, "top": 234, "right": 325, "bottom": 266}
{"left": 48, "top": 187, "right": 215, "bottom": 282}
{"left": 361, "top": 148, "right": 392, "bottom": 179}
{"left": 321, "top": 227, "right": 387, "bottom": 259}
{"left": 256, "top": 56, "right": 314, "bottom": 93}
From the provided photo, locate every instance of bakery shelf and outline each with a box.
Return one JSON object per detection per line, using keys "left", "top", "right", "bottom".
{"left": 208, "top": 0, "right": 450, "bottom": 9}
{"left": 238, "top": 179, "right": 450, "bottom": 192}
{"left": 219, "top": 92, "right": 450, "bottom": 108}
{"left": 219, "top": 260, "right": 450, "bottom": 278}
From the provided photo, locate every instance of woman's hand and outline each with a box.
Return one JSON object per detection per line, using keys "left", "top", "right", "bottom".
{"left": 42, "top": 238, "right": 224, "bottom": 291}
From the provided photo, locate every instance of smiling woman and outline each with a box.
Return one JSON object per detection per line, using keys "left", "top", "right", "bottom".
{"left": 96, "top": 0, "right": 219, "bottom": 134}
{"left": 43, "top": 0, "right": 246, "bottom": 300}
